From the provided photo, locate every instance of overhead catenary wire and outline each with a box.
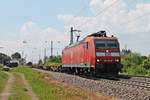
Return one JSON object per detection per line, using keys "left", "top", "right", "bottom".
{"left": 66, "top": 0, "right": 88, "bottom": 25}
{"left": 104, "top": 11, "right": 150, "bottom": 35}
{"left": 79, "top": 0, "right": 150, "bottom": 33}
{"left": 120, "top": 12, "right": 150, "bottom": 26}
{"left": 67, "top": 0, "right": 150, "bottom": 35}
{"left": 107, "top": 11, "right": 150, "bottom": 32}
{"left": 77, "top": 0, "right": 120, "bottom": 29}
{"left": 94, "top": 0, "right": 120, "bottom": 17}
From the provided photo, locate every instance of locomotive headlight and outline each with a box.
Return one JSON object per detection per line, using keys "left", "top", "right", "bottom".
{"left": 97, "top": 59, "right": 100, "bottom": 62}
{"left": 115, "top": 59, "right": 119, "bottom": 62}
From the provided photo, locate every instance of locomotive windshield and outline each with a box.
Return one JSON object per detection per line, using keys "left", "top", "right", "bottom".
{"left": 96, "top": 40, "right": 119, "bottom": 49}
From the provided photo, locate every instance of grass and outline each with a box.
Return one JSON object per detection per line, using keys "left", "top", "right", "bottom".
{"left": 0, "top": 71, "right": 8, "bottom": 93}
{"left": 0, "top": 64, "right": 3, "bottom": 70}
{"left": 11, "top": 66, "right": 114, "bottom": 100}
{"left": 8, "top": 73, "right": 31, "bottom": 100}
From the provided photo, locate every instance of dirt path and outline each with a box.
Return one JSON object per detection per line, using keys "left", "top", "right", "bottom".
{"left": 0, "top": 72, "right": 15, "bottom": 100}
{"left": 20, "top": 74, "right": 39, "bottom": 100}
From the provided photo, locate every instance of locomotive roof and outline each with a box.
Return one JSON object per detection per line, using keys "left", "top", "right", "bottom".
{"left": 65, "top": 35, "right": 118, "bottom": 49}
{"left": 90, "top": 36, "right": 118, "bottom": 39}
{"left": 64, "top": 30, "right": 118, "bottom": 49}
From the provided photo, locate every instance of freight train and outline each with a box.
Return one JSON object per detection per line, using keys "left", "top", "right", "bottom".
{"left": 62, "top": 30, "right": 123, "bottom": 75}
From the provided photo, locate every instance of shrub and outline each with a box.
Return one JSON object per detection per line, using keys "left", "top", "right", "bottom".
{"left": 125, "top": 65, "right": 147, "bottom": 75}
{"left": 122, "top": 53, "right": 145, "bottom": 73}
{"left": 141, "top": 58, "right": 150, "bottom": 69}
{"left": 0, "top": 64, "right": 3, "bottom": 70}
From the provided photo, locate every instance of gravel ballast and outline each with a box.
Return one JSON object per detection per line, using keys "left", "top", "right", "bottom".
{"left": 35, "top": 69, "right": 150, "bottom": 100}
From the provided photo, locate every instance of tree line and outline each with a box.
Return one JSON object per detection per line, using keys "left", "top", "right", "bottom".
{"left": 122, "top": 53, "right": 150, "bottom": 75}
{"left": 0, "top": 52, "right": 22, "bottom": 65}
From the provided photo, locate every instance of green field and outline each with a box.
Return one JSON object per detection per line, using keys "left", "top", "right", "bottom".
{"left": 11, "top": 66, "right": 106, "bottom": 100}
{"left": 0, "top": 71, "right": 8, "bottom": 93}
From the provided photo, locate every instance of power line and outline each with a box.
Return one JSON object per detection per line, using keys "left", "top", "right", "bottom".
{"left": 95, "top": 0, "right": 119, "bottom": 17}
{"left": 103, "top": 12, "right": 150, "bottom": 34}
{"left": 78, "top": 0, "right": 120, "bottom": 29}
{"left": 78, "top": 0, "right": 150, "bottom": 33}
{"left": 121, "top": 12, "right": 150, "bottom": 25}
{"left": 66, "top": 0, "right": 150, "bottom": 35}
{"left": 104, "top": 11, "right": 150, "bottom": 35}
{"left": 66, "top": 0, "right": 88, "bottom": 25}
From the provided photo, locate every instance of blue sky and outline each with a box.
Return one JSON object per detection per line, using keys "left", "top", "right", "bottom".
{"left": 0, "top": 0, "right": 149, "bottom": 35}
{"left": 0, "top": 0, "right": 91, "bottom": 34}
{"left": 0, "top": 0, "right": 150, "bottom": 62}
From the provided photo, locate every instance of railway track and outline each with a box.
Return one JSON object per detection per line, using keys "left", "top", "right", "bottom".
{"left": 35, "top": 66, "right": 150, "bottom": 91}
{"left": 79, "top": 74, "right": 150, "bottom": 91}
{"left": 100, "top": 78, "right": 150, "bottom": 91}
{"left": 34, "top": 68, "right": 150, "bottom": 100}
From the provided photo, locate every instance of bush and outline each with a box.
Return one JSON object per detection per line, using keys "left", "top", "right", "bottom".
{"left": 125, "top": 65, "right": 147, "bottom": 75}
{"left": 142, "top": 59, "right": 150, "bottom": 69}
{"left": 121, "top": 52, "right": 150, "bottom": 76}
{"left": 26, "top": 62, "right": 33, "bottom": 67}
{"left": 146, "top": 70, "right": 150, "bottom": 76}
{"left": 0, "top": 64, "right": 3, "bottom": 70}
{"left": 48, "top": 56, "right": 61, "bottom": 63}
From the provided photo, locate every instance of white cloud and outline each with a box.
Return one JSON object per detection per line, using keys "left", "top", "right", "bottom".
{"left": 1, "top": 21, "right": 70, "bottom": 63}
{"left": 20, "top": 21, "right": 69, "bottom": 43}
{"left": 58, "top": 0, "right": 150, "bottom": 55}
{"left": 19, "top": 21, "right": 69, "bottom": 62}
{"left": 0, "top": 40, "right": 22, "bottom": 56}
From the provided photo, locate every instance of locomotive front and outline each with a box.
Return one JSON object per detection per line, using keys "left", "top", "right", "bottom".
{"left": 94, "top": 32, "right": 122, "bottom": 74}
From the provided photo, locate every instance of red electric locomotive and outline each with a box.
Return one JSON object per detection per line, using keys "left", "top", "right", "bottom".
{"left": 62, "top": 30, "right": 123, "bottom": 75}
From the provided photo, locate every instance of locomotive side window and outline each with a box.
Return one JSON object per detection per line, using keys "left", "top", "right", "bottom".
{"left": 86, "top": 42, "right": 88, "bottom": 49}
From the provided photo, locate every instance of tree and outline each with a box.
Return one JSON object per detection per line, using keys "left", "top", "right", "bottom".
{"left": 26, "top": 62, "right": 33, "bottom": 66}
{"left": 38, "top": 59, "right": 43, "bottom": 65}
{"left": 11, "top": 52, "right": 21, "bottom": 59}
{"left": 48, "top": 56, "right": 61, "bottom": 63}
{"left": 121, "top": 53, "right": 144, "bottom": 72}
{"left": 121, "top": 52, "right": 150, "bottom": 75}
{"left": 0, "top": 53, "right": 11, "bottom": 65}
{"left": 141, "top": 55, "right": 150, "bottom": 69}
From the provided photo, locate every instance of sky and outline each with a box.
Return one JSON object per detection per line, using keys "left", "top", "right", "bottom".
{"left": 0, "top": 0, "right": 150, "bottom": 63}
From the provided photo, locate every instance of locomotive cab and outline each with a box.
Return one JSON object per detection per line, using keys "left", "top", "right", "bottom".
{"left": 92, "top": 31, "right": 122, "bottom": 74}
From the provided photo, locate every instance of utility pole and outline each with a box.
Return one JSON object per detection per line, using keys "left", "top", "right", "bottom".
{"left": 70, "top": 27, "right": 81, "bottom": 45}
{"left": 39, "top": 54, "right": 41, "bottom": 61}
{"left": 50, "top": 41, "right": 53, "bottom": 58}
{"left": 70, "top": 27, "right": 74, "bottom": 45}
{"left": 125, "top": 44, "right": 127, "bottom": 50}
{"left": 22, "top": 41, "right": 27, "bottom": 57}
{"left": 44, "top": 48, "right": 46, "bottom": 64}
